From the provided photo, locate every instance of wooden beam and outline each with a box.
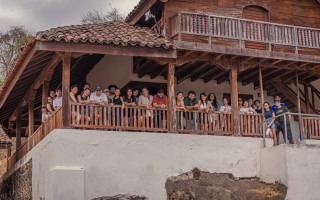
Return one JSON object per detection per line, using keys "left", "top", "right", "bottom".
{"left": 0, "top": 42, "right": 37, "bottom": 108}
{"left": 37, "top": 41, "right": 177, "bottom": 59}
{"left": 62, "top": 52, "right": 71, "bottom": 127}
{"left": 150, "top": 66, "right": 167, "bottom": 79}
{"left": 28, "top": 100, "right": 34, "bottom": 137}
{"left": 167, "top": 63, "right": 176, "bottom": 132}
{"left": 304, "top": 84, "right": 310, "bottom": 114}
{"left": 42, "top": 81, "right": 49, "bottom": 108}
{"left": 9, "top": 54, "right": 61, "bottom": 122}
{"left": 217, "top": 70, "right": 231, "bottom": 84}
{"left": 296, "top": 71, "right": 303, "bottom": 138}
{"left": 127, "top": 0, "right": 157, "bottom": 25}
{"left": 16, "top": 116, "right": 21, "bottom": 150}
{"left": 190, "top": 65, "right": 216, "bottom": 82}
{"left": 176, "top": 41, "right": 320, "bottom": 64}
{"left": 230, "top": 69, "right": 240, "bottom": 135}
{"left": 203, "top": 68, "right": 224, "bottom": 83}
{"left": 178, "top": 62, "right": 207, "bottom": 83}
{"left": 259, "top": 66, "right": 265, "bottom": 110}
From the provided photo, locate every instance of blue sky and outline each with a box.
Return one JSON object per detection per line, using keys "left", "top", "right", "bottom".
{"left": 0, "top": 0, "right": 140, "bottom": 33}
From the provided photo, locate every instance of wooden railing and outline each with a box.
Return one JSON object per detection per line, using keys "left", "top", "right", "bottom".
{"left": 301, "top": 116, "right": 320, "bottom": 139}
{"left": 176, "top": 110, "right": 232, "bottom": 135}
{"left": 151, "top": 19, "right": 164, "bottom": 35}
{"left": 7, "top": 108, "right": 62, "bottom": 171}
{"left": 240, "top": 113, "right": 264, "bottom": 137}
{"left": 171, "top": 12, "right": 320, "bottom": 52}
{"left": 70, "top": 103, "right": 168, "bottom": 132}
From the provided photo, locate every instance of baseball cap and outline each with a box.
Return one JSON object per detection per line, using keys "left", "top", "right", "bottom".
{"left": 157, "top": 89, "right": 164, "bottom": 93}
{"left": 96, "top": 86, "right": 102, "bottom": 91}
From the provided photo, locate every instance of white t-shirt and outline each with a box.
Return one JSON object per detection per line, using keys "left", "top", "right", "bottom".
{"left": 139, "top": 95, "right": 153, "bottom": 105}
{"left": 90, "top": 92, "right": 108, "bottom": 103}
{"left": 219, "top": 105, "right": 231, "bottom": 112}
{"left": 240, "top": 107, "right": 255, "bottom": 113}
{"left": 53, "top": 96, "right": 62, "bottom": 108}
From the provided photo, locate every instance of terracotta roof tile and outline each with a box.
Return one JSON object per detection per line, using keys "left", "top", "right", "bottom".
{"left": 36, "top": 21, "right": 173, "bottom": 49}
{"left": 125, "top": 0, "right": 150, "bottom": 23}
{"left": 0, "top": 126, "right": 12, "bottom": 149}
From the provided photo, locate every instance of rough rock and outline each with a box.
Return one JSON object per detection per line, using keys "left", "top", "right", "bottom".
{"left": 92, "top": 194, "right": 148, "bottom": 200}
{"left": 166, "top": 168, "right": 287, "bottom": 200}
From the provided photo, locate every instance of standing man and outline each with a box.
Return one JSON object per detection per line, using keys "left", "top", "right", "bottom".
{"left": 53, "top": 88, "right": 62, "bottom": 110}
{"left": 153, "top": 89, "right": 168, "bottom": 128}
{"left": 274, "top": 100, "right": 294, "bottom": 144}
{"left": 90, "top": 86, "right": 108, "bottom": 124}
{"left": 184, "top": 91, "right": 199, "bottom": 130}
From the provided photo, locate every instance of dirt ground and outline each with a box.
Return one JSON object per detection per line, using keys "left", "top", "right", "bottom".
{"left": 166, "top": 168, "right": 287, "bottom": 200}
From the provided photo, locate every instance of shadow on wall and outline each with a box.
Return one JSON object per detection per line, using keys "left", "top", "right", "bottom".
{"left": 165, "top": 168, "right": 287, "bottom": 200}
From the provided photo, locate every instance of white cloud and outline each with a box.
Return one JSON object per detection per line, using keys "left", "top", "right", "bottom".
{"left": 0, "top": 0, "right": 140, "bottom": 32}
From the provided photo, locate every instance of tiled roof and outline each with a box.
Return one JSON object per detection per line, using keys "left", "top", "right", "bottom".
{"left": 0, "top": 126, "right": 12, "bottom": 149}
{"left": 36, "top": 21, "right": 173, "bottom": 49}
{"left": 125, "top": 0, "right": 150, "bottom": 23}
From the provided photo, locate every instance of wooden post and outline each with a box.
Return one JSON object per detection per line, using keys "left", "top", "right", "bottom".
{"left": 258, "top": 66, "right": 265, "bottom": 110}
{"left": 230, "top": 68, "right": 240, "bottom": 135}
{"left": 16, "top": 116, "right": 21, "bottom": 150}
{"left": 28, "top": 100, "right": 34, "bottom": 137}
{"left": 167, "top": 63, "right": 176, "bottom": 132}
{"left": 296, "top": 71, "right": 302, "bottom": 140}
{"left": 62, "top": 52, "right": 71, "bottom": 127}
{"left": 42, "top": 81, "right": 49, "bottom": 108}
{"left": 304, "top": 84, "right": 310, "bottom": 114}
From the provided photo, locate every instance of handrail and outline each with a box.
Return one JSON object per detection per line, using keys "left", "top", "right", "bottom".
{"left": 172, "top": 11, "right": 320, "bottom": 50}
{"left": 7, "top": 108, "right": 62, "bottom": 171}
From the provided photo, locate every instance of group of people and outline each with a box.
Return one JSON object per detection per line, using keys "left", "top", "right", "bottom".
{"left": 42, "top": 83, "right": 293, "bottom": 145}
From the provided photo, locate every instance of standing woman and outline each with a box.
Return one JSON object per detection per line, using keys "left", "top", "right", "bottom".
{"left": 70, "top": 85, "right": 81, "bottom": 124}
{"left": 77, "top": 88, "right": 91, "bottom": 125}
{"left": 138, "top": 88, "right": 153, "bottom": 127}
{"left": 46, "top": 96, "right": 55, "bottom": 115}
{"left": 123, "top": 89, "right": 136, "bottom": 126}
{"left": 176, "top": 92, "right": 185, "bottom": 130}
{"left": 110, "top": 88, "right": 124, "bottom": 126}
{"left": 263, "top": 102, "right": 277, "bottom": 146}
{"left": 198, "top": 93, "right": 212, "bottom": 131}
{"left": 207, "top": 93, "right": 219, "bottom": 111}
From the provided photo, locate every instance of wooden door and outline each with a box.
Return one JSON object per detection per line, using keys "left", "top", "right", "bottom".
{"left": 243, "top": 6, "right": 269, "bottom": 50}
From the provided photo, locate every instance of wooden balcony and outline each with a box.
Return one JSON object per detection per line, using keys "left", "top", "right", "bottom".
{"left": 170, "top": 12, "right": 320, "bottom": 61}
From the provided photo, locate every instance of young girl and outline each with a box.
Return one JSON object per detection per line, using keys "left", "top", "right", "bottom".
{"left": 46, "top": 97, "right": 55, "bottom": 114}
{"left": 198, "top": 93, "right": 212, "bottom": 112}
{"left": 77, "top": 88, "right": 91, "bottom": 125}
{"left": 111, "top": 88, "right": 124, "bottom": 126}
{"left": 207, "top": 93, "right": 219, "bottom": 111}
{"left": 264, "top": 102, "right": 277, "bottom": 146}
{"left": 138, "top": 88, "right": 153, "bottom": 126}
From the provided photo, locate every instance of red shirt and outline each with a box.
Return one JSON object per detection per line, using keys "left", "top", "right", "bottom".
{"left": 153, "top": 95, "right": 168, "bottom": 106}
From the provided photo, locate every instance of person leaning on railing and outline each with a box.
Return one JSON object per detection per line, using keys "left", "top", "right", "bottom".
{"left": 152, "top": 89, "right": 168, "bottom": 128}
{"left": 70, "top": 85, "right": 81, "bottom": 124}
{"left": 90, "top": 86, "right": 108, "bottom": 125}
{"left": 184, "top": 91, "right": 199, "bottom": 130}
{"left": 123, "top": 88, "right": 137, "bottom": 126}
{"left": 240, "top": 100, "right": 257, "bottom": 114}
{"left": 219, "top": 97, "right": 231, "bottom": 113}
{"left": 263, "top": 102, "right": 277, "bottom": 146}
{"left": 138, "top": 88, "right": 153, "bottom": 127}
{"left": 77, "top": 88, "right": 91, "bottom": 125}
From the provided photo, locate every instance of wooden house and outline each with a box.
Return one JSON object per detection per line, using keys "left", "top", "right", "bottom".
{"left": 0, "top": 0, "right": 320, "bottom": 173}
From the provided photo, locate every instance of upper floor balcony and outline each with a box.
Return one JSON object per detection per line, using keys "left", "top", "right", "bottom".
{"left": 169, "top": 12, "right": 320, "bottom": 61}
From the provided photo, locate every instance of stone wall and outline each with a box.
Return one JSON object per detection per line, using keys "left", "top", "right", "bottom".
{"left": 0, "top": 159, "right": 32, "bottom": 200}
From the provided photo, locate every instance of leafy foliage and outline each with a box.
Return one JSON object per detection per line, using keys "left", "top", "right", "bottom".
{"left": 0, "top": 26, "right": 32, "bottom": 79}
{"left": 81, "top": 5, "right": 125, "bottom": 24}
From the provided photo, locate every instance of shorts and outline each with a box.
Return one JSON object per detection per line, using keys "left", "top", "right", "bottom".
{"left": 266, "top": 119, "right": 276, "bottom": 129}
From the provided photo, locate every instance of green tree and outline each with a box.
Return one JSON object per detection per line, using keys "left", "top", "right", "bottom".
{"left": 0, "top": 26, "right": 32, "bottom": 79}
{"left": 81, "top": 5, "right": 125, "bottom": 24}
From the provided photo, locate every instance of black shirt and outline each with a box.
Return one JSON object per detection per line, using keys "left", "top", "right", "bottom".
{"left": 112, "top": 97, "right": 122, "bottom": 106}
{"left": 124, "top": 96, "right": 136, "bottom": 104}
{"left": 255, "top": 108, "right": 263, "bottom": 114}
{"left": 275, "top": 106, "right": 289, "bottom": 123}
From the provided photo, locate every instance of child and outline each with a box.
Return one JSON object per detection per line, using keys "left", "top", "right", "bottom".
{"left": 42, "top": 107, "right": 49, "bottom": 122}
